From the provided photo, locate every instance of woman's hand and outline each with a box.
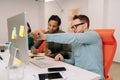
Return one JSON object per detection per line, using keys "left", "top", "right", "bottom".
{"left": 31, "top": 30, "right": 46, "bottom": 40}
{"left": 44, "top": 49, "right": 52, "bottom": 57}
{"left": 28, "top": 30, "right": 46, "bottom": 44}
{"left": 31, "top": 48, "right": 38, "bottom": 54}
{"left": 54, "top": 54, "right": 65, "bottom": 61}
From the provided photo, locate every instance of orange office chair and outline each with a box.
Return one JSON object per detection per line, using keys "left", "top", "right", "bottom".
{"left": 95, "top": 29, "right": 117, "bottom": 80}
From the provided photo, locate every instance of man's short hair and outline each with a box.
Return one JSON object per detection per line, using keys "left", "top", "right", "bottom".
{"left": 73, "top": 15, "right": 90, "bottom": 28}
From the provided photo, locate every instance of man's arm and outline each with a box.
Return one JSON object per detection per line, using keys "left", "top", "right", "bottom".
{"left": 46, "top": 31, "right": 101, "bottom": 45}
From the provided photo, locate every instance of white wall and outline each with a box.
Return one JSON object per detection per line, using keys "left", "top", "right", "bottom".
{"left": 45, "top": 0, "right": 120, "bottom": 62}
{"left": 0, "top": 0, "right": 44, "bottom": 44}
{"left": 45, "top": 0, "right": 88, "bottom": 31}
{"left": 88, "top": 0, "right": 105, "bottom": 29}
{"left": 45, "top": 0, "right": 62, "bottom": 30}
{"left": 105, "top": 0, "right": 120, "bottom": 62}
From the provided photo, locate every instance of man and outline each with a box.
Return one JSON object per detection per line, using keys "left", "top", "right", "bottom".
{"left": 35, "top": 15, "right": 104, "bottom": 79}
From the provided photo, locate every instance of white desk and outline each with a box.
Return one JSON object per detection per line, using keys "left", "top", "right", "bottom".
{"left": 0, "top": 50, "right": 101, "bottom": 80}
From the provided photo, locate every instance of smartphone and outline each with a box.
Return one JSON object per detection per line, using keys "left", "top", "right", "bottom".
{"left": 38, "top": 72, "right": 63, "bottom": 80}
{"left": 48, "top": 67, "right": 66, "bottom": 72}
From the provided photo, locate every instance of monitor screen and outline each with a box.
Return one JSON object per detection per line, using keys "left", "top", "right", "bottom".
{"left": 7, "top": 12, "right": 29, "bottom": 66}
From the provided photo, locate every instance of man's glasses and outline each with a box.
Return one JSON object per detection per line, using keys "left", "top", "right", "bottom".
{"left": 71, "top": 23, "right": 85, "bottom": 29}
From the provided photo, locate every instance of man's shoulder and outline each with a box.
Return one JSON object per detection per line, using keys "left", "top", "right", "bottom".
{"left": 85, "top": 30, "right": 101, "bottom": 38}
{"left": 86, "top": 30, "right": 98, "bottom": 34}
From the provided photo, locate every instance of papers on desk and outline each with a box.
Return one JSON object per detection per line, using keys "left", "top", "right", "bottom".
{"left": 29, "top": 58, "right": 53, "bottom": 68}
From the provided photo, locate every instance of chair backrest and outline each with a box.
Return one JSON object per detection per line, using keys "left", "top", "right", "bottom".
{"left": 95, "top": 29, "right": 117, "bottom": 79}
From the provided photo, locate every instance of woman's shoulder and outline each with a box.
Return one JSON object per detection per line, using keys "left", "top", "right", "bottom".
{"left": 45, "top": 31, "right": 49, "bottom": 34}
{"left": 45, "top": 30, "right": 65, "bottom": 34}
{"left": 58, "top": 30, "right": 65, "bottom": 33}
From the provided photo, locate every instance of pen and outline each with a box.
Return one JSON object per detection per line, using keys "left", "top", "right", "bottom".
{"left": 0, "top": 56, "right": 3, "bottom": 60}
{"left": 30, "top": 55, "right": 43, "bottom": 58}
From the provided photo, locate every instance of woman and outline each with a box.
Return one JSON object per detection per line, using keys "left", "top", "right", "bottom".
{"left": 32, "top": 15, "right": 71, "bottom": 59}
{"left": 27, "top": 22, "right": 34, "bottom": 50}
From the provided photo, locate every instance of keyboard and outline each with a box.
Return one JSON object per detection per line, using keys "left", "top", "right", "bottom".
{"left": 29, "top": 58, "right": 53, "bottom": 68}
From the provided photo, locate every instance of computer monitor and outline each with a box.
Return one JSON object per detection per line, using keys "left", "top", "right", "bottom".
{"left": 7, "top": 12, "right": 29, "bottom": 66}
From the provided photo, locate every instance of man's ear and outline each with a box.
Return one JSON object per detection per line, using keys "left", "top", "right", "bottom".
{"left": 83, "top": 23, "right": 88, "bottom": 29}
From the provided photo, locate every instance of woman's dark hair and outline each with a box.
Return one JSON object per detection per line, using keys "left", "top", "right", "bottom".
{"left": 48, "top": 15, "right": 61, "bottom": 27}
{"left": 73, "top": 15, "right": 90, "bottom": 28}
{"left": 27, "top": 22, "right": 31, "bottom": 33}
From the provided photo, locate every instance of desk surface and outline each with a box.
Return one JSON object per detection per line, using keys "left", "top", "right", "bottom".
{"left": 0, "top": 50, "right": 101, "bottom": 80}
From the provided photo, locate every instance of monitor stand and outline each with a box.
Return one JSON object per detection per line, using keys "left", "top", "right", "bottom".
{"left": 8, "top": 47, "right": 19, "bottom": 67}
